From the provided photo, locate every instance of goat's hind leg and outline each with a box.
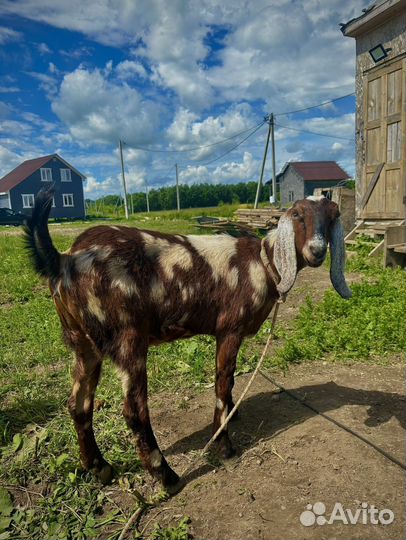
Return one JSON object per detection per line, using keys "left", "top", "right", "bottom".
{"left": 68, "top": 332, "right": 113, "bottom": 484}
{"left": 115, "top": 331, "right": 182, "bottom": 494}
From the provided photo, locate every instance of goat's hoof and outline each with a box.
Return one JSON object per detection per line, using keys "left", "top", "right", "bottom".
{"left": 164, "top": 476, "right": 186, "bottom": 496}
{"left": 93, "top": 462, "right": 114, "bottom": 485}
{"left": 162, "top": 465, "right": 180, "bottom": 486}
{"left": 215, "top": 437, "right": 235, "bottom": 459}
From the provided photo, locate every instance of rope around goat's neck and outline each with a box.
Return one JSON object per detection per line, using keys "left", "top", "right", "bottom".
{"left": 182, "top": 300, "right": 281, "bottom": 477}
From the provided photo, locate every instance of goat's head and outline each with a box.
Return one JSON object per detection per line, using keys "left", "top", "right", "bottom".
{"left": 273, "top": 195, "right": 352, "bottom": 299}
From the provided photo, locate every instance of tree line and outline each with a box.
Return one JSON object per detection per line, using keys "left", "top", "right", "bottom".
{"left": 86, "top": 181, "right": 270, "bottom": 213}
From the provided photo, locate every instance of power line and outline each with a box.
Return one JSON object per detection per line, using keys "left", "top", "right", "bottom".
{"left": 125, "top": 121, "right": 265, "bottom": 154}
{"left": 275, "top": 92, "right": 355, "bottom": 117}
{"left": 275, "top": 121, "right": 355, "bottom": 141}
{"left": 194, "top": 121, "right": 266, "bottom": 166}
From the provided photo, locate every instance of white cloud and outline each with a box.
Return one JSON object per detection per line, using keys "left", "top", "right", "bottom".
{"left": 116, "top": 60, "right": 147, "bottom": 80}
{"left": 59, "top": 45, "right": 93, "bottom": 59}
{"left": 84, "top": 174, "right": 120, "bottom": 198}
{"left": 0, "top": 0, "right": 363, "bottom": 191}
{"left": 52, "top": 66, "right": 161, "bottom": 146}
{"left": 179, "top": 164, "right": 210, "bottom": 185}
{"left": 20, "top": 111, "right": 56, "bottom": 132}
{"left": 178, "top": 152, "right": 258, "bottom": 185}
{"left": 207, "top": 1, "right": 361, "bottom": 112}
{"left": 0, "top": 0, "right": 370, "bottom": 111}
{"left": 0, "top": 26, "right": 22, "bottom": 44}
{"left": 276, "top": 113, "right": 355, "bottom": 141}
{"left": 166, "top": 104, "right": 257, "bottom": 159}
{"left": 0, "top": 86, "right": 20, "bottom": 93}
{"left": 0, "top": 119, "right": 33, "bottom": 136}
{"left": 0, "top": 145, "right": 22, "bottom": 177}
{"left": 37, "top": 42, "right": 51, "bottom": 54}
{"left": 213, "top": 152, "right": 258, "bottom": 183}
{"left": 25, "top": 71, "right": 59, "bottom": 97}
{"left": 48, "top": 62, "right": 59, "bottom": 74}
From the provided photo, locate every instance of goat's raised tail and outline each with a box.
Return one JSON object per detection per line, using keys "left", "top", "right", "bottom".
{"left": 23, "top": 188, "right": 61, "bottom": 281}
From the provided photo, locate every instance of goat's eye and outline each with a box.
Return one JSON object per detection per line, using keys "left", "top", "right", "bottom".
{"left": 292, "top": 211, "right": 299, "bottom": 219}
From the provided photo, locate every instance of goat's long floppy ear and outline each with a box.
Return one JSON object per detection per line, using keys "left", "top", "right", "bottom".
{"left": 329, "top": 217, "right": 352, "bottom": 299}
{"left": 274, "top": 215, "right": 297, "bottom": 297}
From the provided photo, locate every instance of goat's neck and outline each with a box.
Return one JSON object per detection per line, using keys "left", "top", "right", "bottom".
{"left": 260, "top": 231, "right": 280, "bottom": 286}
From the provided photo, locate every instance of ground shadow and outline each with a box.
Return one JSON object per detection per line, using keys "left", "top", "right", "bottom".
{"left": 0, "top": 397, "right": 60, "bottom": 445}
{"left": 164, "top": 382, "right": 405, "bottom": 461}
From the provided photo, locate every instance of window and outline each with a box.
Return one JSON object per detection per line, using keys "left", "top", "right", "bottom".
{"left": 60, "top": 168, "right": 72, "bottom": 182}
{"left": 52, "top": 197, "right": 56, "bottom": 208}
{"left": 288, "top": 190, "right": 294, "bottom": 202}
{"left": 40, "top": 168, "right": 52, "bottom": 182}
{"left": 22, "top": 194, "right": 35, "bottom": 208}
{"left": 63, "top": 193, "right": 74, "bottom": 207}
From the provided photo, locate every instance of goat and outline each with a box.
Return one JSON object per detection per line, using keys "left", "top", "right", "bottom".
{"left": 24, "top": 189, "right": 351, "bottom": 493}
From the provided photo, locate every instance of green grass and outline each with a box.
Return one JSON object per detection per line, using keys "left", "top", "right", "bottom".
{"left": 276, "top": 270, "right": 405, "bottom": 364}
{"left": 275, "top": 243, "right": 406, "bottom": 365}
{"left": 0, "top": 218, "right": 405, "bottom": 539}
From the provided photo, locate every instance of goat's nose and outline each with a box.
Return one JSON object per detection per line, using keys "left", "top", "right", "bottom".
{"left": 309, "top": 237, "right": 327, "bottom": 258}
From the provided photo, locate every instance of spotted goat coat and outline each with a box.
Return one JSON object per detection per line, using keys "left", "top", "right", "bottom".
{"left": 24, "top": 190, "right": 351, "bottom": 492}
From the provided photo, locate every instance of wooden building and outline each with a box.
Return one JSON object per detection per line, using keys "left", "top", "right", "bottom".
{"left": 341, "top": 0, "right": 405, "bottom": 225}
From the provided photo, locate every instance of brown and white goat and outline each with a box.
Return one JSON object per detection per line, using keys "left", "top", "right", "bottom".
{"left": 25, "top": 190, "right": 351, "bottom": 493}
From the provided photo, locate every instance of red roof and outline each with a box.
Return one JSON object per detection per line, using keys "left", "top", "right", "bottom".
{"left": 0, "top": 155, "right": 55, "bottom": 192}
{"left": 0, "top": 153, "right": 86, "bottom": 193}
{"left": 289, "top": 161, "right": 350, "bottom": 182}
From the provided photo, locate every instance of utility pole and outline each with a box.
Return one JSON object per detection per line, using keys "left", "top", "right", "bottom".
{"left": 119, "top": 139, "right": 129, "bottom": 219}
{"left": 145, "top": 178, "right": 150, "bottom": 213}
{"left": 175, "top": 163, "right": 180, "bottom": 211}
{"left": 254, "top": 114, "right": 272, "bottom": 209}
{"left": 270, "top": 113, "right": 277, "bottom": 205}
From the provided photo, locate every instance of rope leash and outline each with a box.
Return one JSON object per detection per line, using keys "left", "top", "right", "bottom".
{"left": 181, "top": 301, "right": 281, "bottom": 478}
{"left": 181, "top": 298, "right": 405, "bottom": 479}
{"left": 259, "top": 370, "right": 406, "bottom": 471}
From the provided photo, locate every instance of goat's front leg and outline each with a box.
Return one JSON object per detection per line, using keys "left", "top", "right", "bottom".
{"left": 68, "top": 334, "right": 113, "bottom": 484}
{"left": 116, "top": 332, "right": 181, "bottom": 493}
{"left": 213, "top": 334, "right": 242, "bottom": 458}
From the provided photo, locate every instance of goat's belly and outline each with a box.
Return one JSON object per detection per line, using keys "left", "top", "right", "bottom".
{"left": 149, "top": 327, "right": 195, "bottom": 345}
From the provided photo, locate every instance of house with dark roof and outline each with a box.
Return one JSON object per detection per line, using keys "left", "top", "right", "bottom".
{"left": 0, "top": 154, "right": 86, "bottom": 219}
{"left": 270, "top": 161, "right": 350, "bottom": 206}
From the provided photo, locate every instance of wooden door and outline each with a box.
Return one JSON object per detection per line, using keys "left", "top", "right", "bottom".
{"left": 362, "top": 58, "right": 405, "bottom": 219}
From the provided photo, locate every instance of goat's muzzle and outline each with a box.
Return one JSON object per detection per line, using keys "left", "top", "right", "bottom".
{"left": 303, "top": 234, "right": 327, "bottom": 267}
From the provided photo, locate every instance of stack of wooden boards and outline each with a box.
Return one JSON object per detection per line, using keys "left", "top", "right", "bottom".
{"left": 195, "top": 208, "right": 284, "bottom": 236}
{"left": 233, "top": 208, "right": 284, "bottom": 230}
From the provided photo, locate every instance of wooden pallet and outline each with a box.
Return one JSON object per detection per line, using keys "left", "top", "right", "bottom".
{"left": 345, "top": 219, "right": 405, "bottom": 257}
{"left": 384, "top": 225, "right": 406, "bottom": 268}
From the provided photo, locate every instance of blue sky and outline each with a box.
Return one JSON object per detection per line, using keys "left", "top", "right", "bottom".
{"left": 0, "top": 0, "right": 369, "bottom": 199}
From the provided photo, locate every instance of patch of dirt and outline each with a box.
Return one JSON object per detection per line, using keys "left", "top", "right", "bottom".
{"left": 145, "top": 360, "right": 405, "bottom": 539}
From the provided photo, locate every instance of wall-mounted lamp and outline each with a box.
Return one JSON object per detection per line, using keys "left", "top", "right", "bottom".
{"left": 369, "top": 44, "right": 392, "bottom": 63}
